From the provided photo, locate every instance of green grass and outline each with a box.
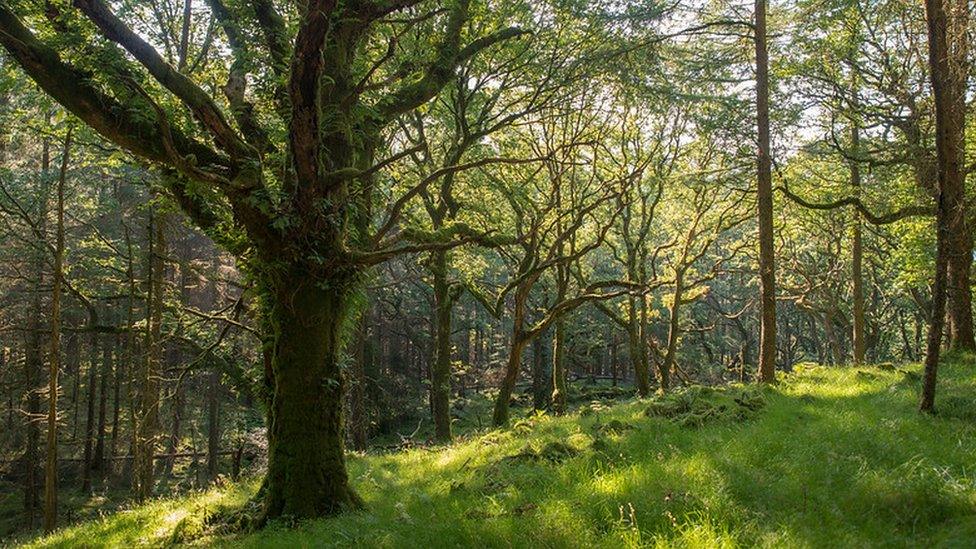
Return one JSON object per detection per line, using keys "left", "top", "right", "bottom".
{"left": 13, "top": 360, "right": 976, "bottom": 548}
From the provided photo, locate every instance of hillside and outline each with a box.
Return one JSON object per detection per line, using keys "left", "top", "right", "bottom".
{"left": 15, "top": 362, "right": 976, "bottom": 548}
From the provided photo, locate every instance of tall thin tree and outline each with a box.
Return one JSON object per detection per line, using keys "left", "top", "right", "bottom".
{"left": 43, "top": 127, "right": 71, "bottom": 532}
{"left": 755, "top": 0, "right": 777, "bottom": 382}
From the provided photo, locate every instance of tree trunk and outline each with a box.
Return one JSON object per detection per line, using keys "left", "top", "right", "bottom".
{"left": 550, "top": 318, "right": 567, "bottom": 414}
{"left": 43, "top": 129, "right": 69, "bottom": 532}
{"left": 660, "top": 277, "right": 683, "bottom": 393}
{"left": 206, "top": 368, "right": 220, "bottom": 481}
{"left": 68, "top": 334, "right": 80, "bottom": 441}
{"left": 93, "top": 337, "right": 110, "bottom": 473}
{"left": 261, "top": 274, "right": 362, "bottom": 521}
{"left": 133, "top": 211, "right": 163, "bottom": 501}
{"left": 531, "top": 331, "right": 550, "bottom": 410}
{"left": 755, "top": 0, "right": 777, "bottom": 383}
{"left": 163, "top": 376, "right": 184, "bottom": 477}
{"left": 921, "top": 196, "right": 951, "bottom": 412}
{"left": 493, "top": 335, "right": 529, "bottom": 427}
{"left": 429, "top": 249, "right": 453, "bottom": 442}
{"left": 24, "top": 136, "right": 50, "bottom": 528}
{"left": 850, "top": 125, "right": 867, "bottom": 364}
{"left": 946, "top": 225, "right": 974, "bottom": 351}
{"left": 348, "top": 309, "right": 369, "bottom": 452}
{"left": 81, "top": 335, "right": 98, "bottom": 493}
{"left": 628, "top": 297, "right": 651, "bottom": 396}
{"left": 110, "top": 335, "right": 122, "bottom": 459}
{"left": 920, "top": 0, "right": 969, "bottom": 411}
{"left": 823, "top": 309, "right": 843, "bottom": 365}
{"left": 611, "top": 333, "right": 618, "bottom": 386}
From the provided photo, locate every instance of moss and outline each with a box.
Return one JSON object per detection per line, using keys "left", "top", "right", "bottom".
{"left": 645, "top": 385, "right": 765, "bottom": 427}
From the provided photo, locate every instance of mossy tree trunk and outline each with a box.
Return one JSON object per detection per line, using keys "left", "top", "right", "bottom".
{"left": 0, "top": 0, "right": 525, "bottom": 523}
{"left": 430, "top": 249, "right": 455, "bottom": 442}
{"left": 261, "top": 272, "right": 362, "bottom": 521}
{"left": 660, "top": 275, "right": 684, "bottom": 394}
{"left": 627, "top": 296, "right": 652, "bottom": 396}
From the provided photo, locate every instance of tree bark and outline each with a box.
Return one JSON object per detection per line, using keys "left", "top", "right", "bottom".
{"left": 550, "top": 318, "right": 567, "bottom": 414}
{"left": 110, "top": 335, "right": 122, "bottom": 458}
{"left": 81, "top": 335, "right": 98, "bottom": 493}
{"left": 660, "top": 276, "right": 683, "bottom": 393}
{"left": 492, "top": 335, "right": 529, "bottom": 427}
{"left": 850, "top": 125, "right": 867, "bottom": 364}
{"left": 260, "top": 274, "right": 362, "bottom": 521}
{"left": 755, "top": 0, "right": 777, "bottom": 383}
{"left": 348, "top": 309, "right": 369, "bottom": 452}
{"left": 531, "top": 332, "right": 550, "bottom": 410}
{"left": 133, "top": 211, "right": 163, "bottom": 501}
{"left": 206, "top": 368, "right": 220, "bottom": 480}
{"left": 628, "top": 297, "right": 651, "bottom": 396}
{"left": 946, "top": 224, "right": 974, "bottom": 351}
{"left": 43, "top": 128, "right": 70, "bottom": 532}
{"left": 920, "top": 0, "right": 969, "bottom": 411}
{"left": 429, "top": 249, "right": 453, "bottom": 442}
{"left": 24, "top": 136, "right": 50, "bottom": 528}
{"left": 93, "top": 337, "right": 111, "bottom": 472}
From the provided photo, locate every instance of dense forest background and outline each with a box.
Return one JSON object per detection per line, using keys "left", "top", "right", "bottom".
{"left": 0, "top": 0, "right": 972, "bottom": 541}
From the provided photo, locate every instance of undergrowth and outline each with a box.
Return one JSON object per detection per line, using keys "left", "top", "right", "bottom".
{"left": 12, "top": 358, "right": 976, "bottom": 548}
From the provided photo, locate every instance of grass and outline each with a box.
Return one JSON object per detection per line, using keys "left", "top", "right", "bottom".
{"left": 11, "top": 359, "right": 976, "bottom": 548}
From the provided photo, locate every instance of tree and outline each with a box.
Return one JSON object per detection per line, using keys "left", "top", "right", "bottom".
{"left": 43, "top": 127, "right": 71, "bottom": 532}
{"left": 754, "top": 0, "right": 777, "bottom": 383}
{"left": 0, "top": 0, "right": 531, "bottom": 520}
{"left": 468, "top": 97, "right": 637, "bottom": 425}
{"left": 920, "top": 0, "right": 969, "bottom": 412}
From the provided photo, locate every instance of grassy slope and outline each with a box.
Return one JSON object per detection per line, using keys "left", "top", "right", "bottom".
{"left": 17, "top": 361, "right": 976, "bottom": 548}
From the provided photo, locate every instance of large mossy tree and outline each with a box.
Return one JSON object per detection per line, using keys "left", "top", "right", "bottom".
{"left": 0, "top": 0, "right": 527, "bottom": 521}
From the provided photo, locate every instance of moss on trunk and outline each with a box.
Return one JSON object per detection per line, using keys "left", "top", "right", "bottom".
{"left": 261, "top": 274, "right": 362, "bottom": 522}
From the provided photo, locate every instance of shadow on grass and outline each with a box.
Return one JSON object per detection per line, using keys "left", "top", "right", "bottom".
{"left": 21, "top": 365, "right": 976, "bottom": 548}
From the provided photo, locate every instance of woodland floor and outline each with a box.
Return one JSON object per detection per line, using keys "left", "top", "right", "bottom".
{"left": 9, "top": 359, "right": 976, "bottom": 548}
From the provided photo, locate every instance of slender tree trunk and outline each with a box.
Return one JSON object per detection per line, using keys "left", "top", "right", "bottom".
{"left": 93, "top": 338, "right": 110, "bottom": 473}
{"left": 921, "top": 198, "right": 951, "bottom": 412}
{"left": 81, "top": 335, "right": 98, "bottom": 493}
{"left": 531, "top": 331, "right": 550, "bottom": 410}
{"left": 551, "top": 318, "right": 567, "bottom": 414}
{"left": 133, "top": 211, "right": 163, "bottom": 501}
{"left": 110, "top": 336, "right": 122, "bottom": 459}
{"left": 43, "top": 129, "right": 69, "bottom": 532}
{"left": 493, "top": 334, "right": 529, "bottom": 427}
{"left": 755, "top": 0, "right": 777, "bottom": 383}
{"left": 611, "top": 334, "right": 618, "bottom": 386}
{"left": 628, "top": 297, "right": 651, "bottom": 396}
{"left": 660, "top": 277, "right": 683, "bottom": 393}
{"left": 921, "top": 0, "right": 969, "bottom": 411}
{"left": 850, "top": 125, "right": 867, "bottom": 364}
{"left": 260, "top": 273, "right": 362, "bottom": 521}
{"left": 164, "top": 377, "right": 184, "bottom": 477}
{"left": 430, "top": 249, "right": 453, "bottom": 442}
{"left": 24, "top": 136, "right": 50, "bottom": 528}
{"left": 206, "top": 368, "right": 220, "bottom": 480}
{"left": 348, "top": 309, "right": 369, "bottom": 451}
{"left": 2, "top": 349, "right": 10, "bottom": 435}
{"left": 68, "top": 333, "right": 79, "bottom": 441}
